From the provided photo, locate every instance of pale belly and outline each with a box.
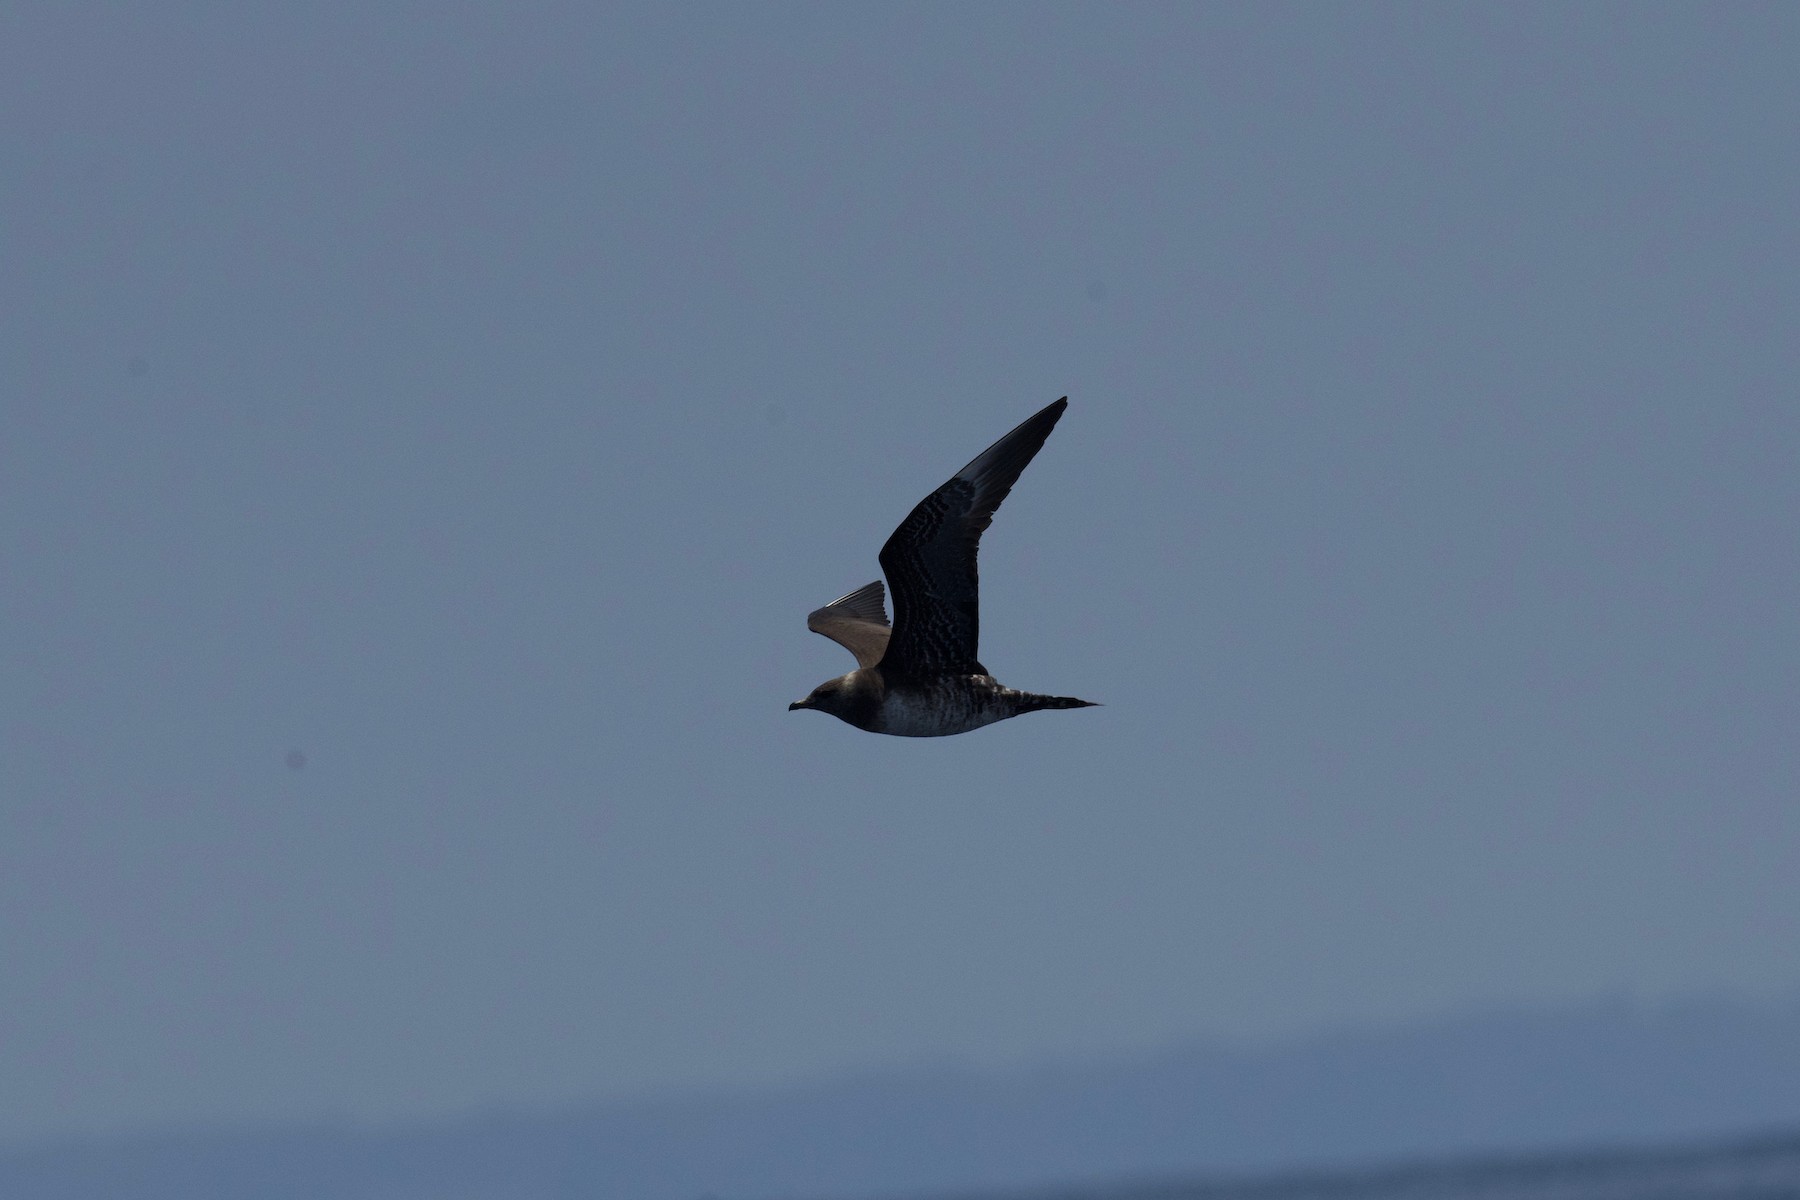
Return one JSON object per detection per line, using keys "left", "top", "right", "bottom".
{"left": 870, "top": 678, "right": 1015, "bottom": 738}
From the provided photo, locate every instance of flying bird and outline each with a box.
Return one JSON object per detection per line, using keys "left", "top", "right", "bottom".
{"left": 790, "top": 396, "right": 1096, "bottom": 736}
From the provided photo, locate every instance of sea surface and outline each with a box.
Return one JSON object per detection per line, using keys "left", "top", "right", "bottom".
{"left": 1000, "top": 1133, "right": 1800, "bottom": 1200}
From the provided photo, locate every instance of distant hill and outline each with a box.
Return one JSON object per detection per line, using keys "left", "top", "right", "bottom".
{"left": 4, "top": 994, "right": 1798, "bottom": 1200}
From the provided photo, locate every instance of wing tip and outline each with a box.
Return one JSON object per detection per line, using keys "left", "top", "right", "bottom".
{"left": 812, "top": 580, "right": 889, "bottom": 627}
{"left": 955, "top": 395, "right": 1070, "bottom": 492}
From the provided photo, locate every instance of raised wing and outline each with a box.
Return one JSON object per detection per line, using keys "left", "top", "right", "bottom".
{"left": 877, "top": 397, "right": 1067, "bottom": 678}
{"left": 805, "top": 580, "right": 890, "bottom": 669}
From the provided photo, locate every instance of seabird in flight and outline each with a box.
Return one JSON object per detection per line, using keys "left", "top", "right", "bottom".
{"left": 790, "top": 396, "right": 1096, "bottom": 737}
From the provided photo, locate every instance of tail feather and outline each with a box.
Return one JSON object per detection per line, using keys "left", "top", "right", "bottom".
{"left": 1021, "top": 693, "right": 1099, "bottom": 713}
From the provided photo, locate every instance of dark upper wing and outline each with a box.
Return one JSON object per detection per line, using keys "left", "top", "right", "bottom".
{"left": 805, "top": 580, "right": 890, "bottom": 669}
{"left": 877, "top": 397, "right": 1068, "bottom": 677}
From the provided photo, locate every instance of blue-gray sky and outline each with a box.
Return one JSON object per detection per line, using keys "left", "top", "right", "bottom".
{"left": 3, "top": 3, "right": 1797, "bottom": 1145}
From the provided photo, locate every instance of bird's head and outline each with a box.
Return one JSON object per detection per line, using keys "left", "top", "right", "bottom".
{"left": 789, "top": 675, "right": 847, "bottom": 714}
{"left": 788, "top": 672, "right": 878, "bottom": 729}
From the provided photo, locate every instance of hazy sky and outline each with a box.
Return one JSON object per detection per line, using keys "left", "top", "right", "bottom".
{"left": 3, "top": 3, "right": 1797, "bottom": 1145}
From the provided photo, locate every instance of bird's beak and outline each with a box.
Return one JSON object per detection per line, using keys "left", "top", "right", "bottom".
{"left": 789, "top": 698, "right": 810, "bottom": 711}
